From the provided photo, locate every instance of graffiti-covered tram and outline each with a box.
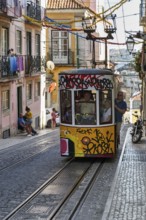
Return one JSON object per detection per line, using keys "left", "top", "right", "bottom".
{"left": 59, "top": 69, "right": 116, "bottom": 158}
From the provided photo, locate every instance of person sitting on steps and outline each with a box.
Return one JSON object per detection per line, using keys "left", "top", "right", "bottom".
{"left": 18, "top": 113, "right": 31, "bottom": 135}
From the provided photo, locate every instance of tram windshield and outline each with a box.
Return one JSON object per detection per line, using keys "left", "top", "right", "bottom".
{"left": 60, "top": 89, "right": 113, "bottom": 125}
{"left": 75, "top": 90, "right": 96, "bottom": 125}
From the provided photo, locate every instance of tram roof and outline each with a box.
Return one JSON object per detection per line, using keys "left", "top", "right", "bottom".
{"left": 59, "top": 68, "right": 113, "bottom": 75}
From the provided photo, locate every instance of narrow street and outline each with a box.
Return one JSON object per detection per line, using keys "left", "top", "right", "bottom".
{"left": 0, "top": 125, "right": 129, "bottom": 219}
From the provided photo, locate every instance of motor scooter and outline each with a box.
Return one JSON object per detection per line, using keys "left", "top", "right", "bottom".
{"left": 130, "top": 112, "right": 143, "bottom": 143}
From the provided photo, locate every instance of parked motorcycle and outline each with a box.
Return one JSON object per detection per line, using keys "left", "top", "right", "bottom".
{"left": 130, "top": 113, "right": 143, "bottom": 143}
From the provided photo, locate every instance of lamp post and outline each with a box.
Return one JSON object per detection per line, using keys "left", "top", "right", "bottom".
{"left": 126, "top": 35, "right": 135, "bottom": 54}
{"left": 125, "top": 32, "right": 146, "bottom": 72}
{"left": 82, "top": 14, "right": 116, "bottom": 68}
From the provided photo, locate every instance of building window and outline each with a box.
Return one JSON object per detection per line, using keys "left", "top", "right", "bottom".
{"left": 52, "top": 31, "right": 68, "bottom": 64}
{"left": 35, "top": 81, "right": 40, "bottom": 97}
{"left": 26, "top": 82, "right": 32, "bottom": 100}
{"left": 35, "top": 34, "right": 40, "bottom": 56}
{"left": 2, "top": 28, "right": 9, "bottom": 55}
{"left": 2, "top": 90, "right": 10, "bottom": 111}
{"left": 27, "top": 32, "right": 32, "bottom": 55}
{"left": 132, "top": 100, "right": 141, "bottom": 109}
{"left": 16, "top": 30, "right": 22, "bottom": 54}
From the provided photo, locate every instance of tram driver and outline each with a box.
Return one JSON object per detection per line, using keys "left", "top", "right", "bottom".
{"left": 75, "top": 91, "right": 96, "bottom": 125}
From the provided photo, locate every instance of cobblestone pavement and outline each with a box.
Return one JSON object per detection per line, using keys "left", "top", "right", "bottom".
{"left": 102, "top": 126, "right": 146, "bottom": 220}
{"left": 0, "top": 128, "right": 55, "bottom": 150}
{"left": 1, "top": 125, "right": 146, "bottom": 220}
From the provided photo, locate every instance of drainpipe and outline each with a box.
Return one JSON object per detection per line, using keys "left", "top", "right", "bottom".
{"left": 76, "top": 35, "right": 79, "bottom": 68}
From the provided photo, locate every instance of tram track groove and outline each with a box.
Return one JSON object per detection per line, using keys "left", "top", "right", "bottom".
{"left": 0, "top": 142, "right": 58, "bottom": 172}
{"left": 53, "top": 160, "right": 105, "bottom": 220}
{"left": 0, "top": 136, "right": 59, "bottom": 172}
{"left": 3, "top": 158, "right": 75, "bottom": 220}
{"left": 3, "top": 159, "right": 105, "bottom": 220}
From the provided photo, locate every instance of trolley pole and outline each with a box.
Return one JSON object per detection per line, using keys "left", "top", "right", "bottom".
{"left": 92, "top": 39, "right": 96, "bottom": 69}
{"left": 89, "top": 36, "right": 108, "bottom": 69}
{"left": 105, "top": 38, "right": 107, "bottom": 68}
{"left": 82, "top": 14, "right": 116, "bottom": 69}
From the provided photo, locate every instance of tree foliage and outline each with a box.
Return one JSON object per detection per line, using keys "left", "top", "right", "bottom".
{"left": 133, "top": 51, "right": 142, "bottom": 73}
{"left": 133, "top": 51, "right": 145, "bottom": 80}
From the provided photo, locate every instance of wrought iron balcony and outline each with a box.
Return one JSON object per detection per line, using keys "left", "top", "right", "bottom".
{"left": 0, "top": 0, "right": 22, "bottom": 18}
{"left": 25, "top": 55, "right": 42, "bottom": 75}
{"left": 0, "top": 55, "right": 20, "bottom": 79}
{"left": 0, "top": 55, "right": 45, "bottom": 80}
{"left": 26, "top": 1, "right": 42, "bottom": 21}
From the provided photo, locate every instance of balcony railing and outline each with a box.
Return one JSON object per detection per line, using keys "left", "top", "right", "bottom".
{"left": 26, "top": 1, "right": 42, "bottom": 21}
{"left": 0, "top": 0, "right": 22, "bottom": 17}
{"left": 25, "top": 55, "right": 41, "bottom": 75}
{"left": 0, "top": 55, "right": 45, "bottom": 79}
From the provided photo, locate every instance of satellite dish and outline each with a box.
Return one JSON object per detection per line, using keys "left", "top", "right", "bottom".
{"left": 47, "top": 60, "right": 55, "bottom": 70}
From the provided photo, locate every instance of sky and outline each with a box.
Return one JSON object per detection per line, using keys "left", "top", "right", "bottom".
{"left": 103, "top": 0, "right": 143, "bottom": 51}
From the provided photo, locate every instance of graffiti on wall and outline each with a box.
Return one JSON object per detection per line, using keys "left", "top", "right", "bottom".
{"left": 59, "top": 74, "right": 113, "bottom": 90}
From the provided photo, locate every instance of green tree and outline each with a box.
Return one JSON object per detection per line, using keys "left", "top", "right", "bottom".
{"left": 133, "top": 51, "right": 144, "bottom": 79}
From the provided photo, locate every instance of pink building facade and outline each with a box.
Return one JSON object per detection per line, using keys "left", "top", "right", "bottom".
{"left": 0, "top": 0, "right": 46, "bottom": 138}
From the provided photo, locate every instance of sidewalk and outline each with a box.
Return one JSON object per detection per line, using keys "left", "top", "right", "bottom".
{"left": 0, "top": 128, "right": 57, "bottom": 151}
{"left": 102, "top": 126, "right": 146, "bottom": 220}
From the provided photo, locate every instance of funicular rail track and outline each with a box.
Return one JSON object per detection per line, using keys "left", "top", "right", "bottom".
{"left": 3, "top": 158, "right": 105, "bottom": 220}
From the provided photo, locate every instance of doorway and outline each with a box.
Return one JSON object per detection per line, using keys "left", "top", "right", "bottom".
{"left": 17, "top": 86, "right": 22, "bottom": 117}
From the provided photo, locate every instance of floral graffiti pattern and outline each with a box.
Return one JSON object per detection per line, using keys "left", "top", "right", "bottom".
{"left": 79, "top": 128, "right": 114, "bottom": 155}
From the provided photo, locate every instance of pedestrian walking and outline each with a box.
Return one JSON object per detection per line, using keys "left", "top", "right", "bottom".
{"left": 115, "top": 91, "right": 127, "bottom": 144}
{"left": 51, "top": 108, "right": 56, "bottom": 129}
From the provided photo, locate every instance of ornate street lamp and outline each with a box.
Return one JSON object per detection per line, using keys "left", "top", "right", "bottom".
{"left": 82, "top": 14, "right": 116, "bottom": 68}
{"left": 104, "top": 14, "right": 117, "bottom": 40}
{"left": 126, "top": 35, "right": 135, "bottom": 54}
{"left": 82, "top": 16, "right": 96, "bottom": 40}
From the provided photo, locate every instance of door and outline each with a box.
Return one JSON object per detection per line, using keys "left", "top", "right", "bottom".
{"left": 17, "top": 86, "right": 22, "bottom": 117}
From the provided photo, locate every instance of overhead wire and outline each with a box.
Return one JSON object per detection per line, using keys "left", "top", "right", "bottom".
{"left": 104, "top": 0, "right": 125, "bottom": 52}
{"left": 121, "top": 4, "right": 127, "bottom": 43}
{"left": 7, "top": 0, "right": 139, "bottom": 48}
{"left": 113, "top": 2, "right": 127, "bottom": 59}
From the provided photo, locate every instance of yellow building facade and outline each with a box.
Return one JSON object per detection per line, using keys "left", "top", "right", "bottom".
{"left": 45, "top": 0, "right": 97, "bottom": 110}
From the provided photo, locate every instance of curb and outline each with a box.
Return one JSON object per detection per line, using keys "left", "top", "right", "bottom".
{"left": 101, "top": 127, "right": 130, "bottom": 220}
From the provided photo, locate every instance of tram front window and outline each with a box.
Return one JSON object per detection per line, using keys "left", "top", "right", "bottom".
{"left": 75, "top": 91, "right": 96, "bottom": 125}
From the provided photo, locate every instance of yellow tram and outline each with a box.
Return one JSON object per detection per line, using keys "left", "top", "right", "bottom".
{"left": 59, "top": 69, "right": 116, "bottom": 158}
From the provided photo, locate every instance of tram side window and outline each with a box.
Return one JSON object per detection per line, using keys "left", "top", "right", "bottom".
{"left": 60, "top": 90, "right": 72, "bottom": 124}
{"left": 75, "top": 90, "right": 96, "bottom": 125}
{"left": 99, "top": 90, "right": 112, "bottom": 124}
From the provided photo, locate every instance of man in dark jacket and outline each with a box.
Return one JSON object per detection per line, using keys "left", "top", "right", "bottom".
{"left": 115, "top": 91, "right": 127, "bottom": 144}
